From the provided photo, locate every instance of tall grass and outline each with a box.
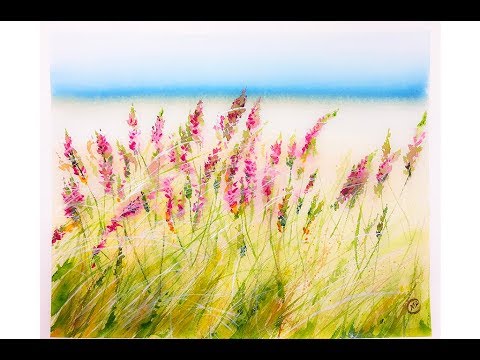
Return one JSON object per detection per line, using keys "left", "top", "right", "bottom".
{"left": 51, "top": 91, "right": 430, "bottom": 338}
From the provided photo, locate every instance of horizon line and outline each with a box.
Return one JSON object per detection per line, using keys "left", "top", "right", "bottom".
{"left": 51, "top": 85, "right": 428, "bottom": 100}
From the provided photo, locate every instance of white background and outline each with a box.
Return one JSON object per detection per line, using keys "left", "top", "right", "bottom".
{"left": 0, "top": 21, "right": 478, "bottom": 339}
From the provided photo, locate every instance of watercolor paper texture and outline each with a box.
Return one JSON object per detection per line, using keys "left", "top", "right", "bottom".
{"left": 48, "top": 22, "right": 433, "bottom": 338}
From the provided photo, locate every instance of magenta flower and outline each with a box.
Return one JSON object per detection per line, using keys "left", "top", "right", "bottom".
{"left": 161, "top": 177, "right": 176, "bottom": 232}
{"left": 261, "top": 167, "right": 278, "bottom": 203}
{"left": 96, "top": 132, "right": 112, "bottom": 157}
{"left": 177, "top": 194, "right": 185, "bottom": 218}
{"left": 204, "top": 147, "right": 221, "bottom": 183}
{"left": 118, "top": 196, "right": 143, "bottom": 218}
{"left": 52, "top": 228, "right": 64, "bottom": 245}
{"left": 117, "top": 141, "right": 134, "bottom": 178}
{"left": 127, "top": 105, "right": 138, "bottom": 127}
{"left": 188, "top": 100, "right": 204, "bottom": 144}
{"left": 304, "top": 170, "right": 318, "bottom": 194}
{"left": 224, "top": 181, "right": 240, "bottom": 216}
{"left": 168, "top": 140, "right": 178, "bottom": 164}
{"left": 404, "top": 112, "right": 427, "bottom": 179}
{"left": 129, "top": 128, "right": 141, "bottom": 154}
{"left": 373, "top": 130, "right": 401, "bottom": 197}
{"left": 335, "top": 153, "right": 374, "bottom": 209}
{"left": 151, "top": 110, "right": 165, "bottom": 153}
{"left": 225, "top": 147, "right": 240, "bottom": 183}
{"left": 62, "top": 177, "right": 84, "bottom": 222}
{"left": 246, "top": 98, "right": 261, "bottom": 131}
{"left": 270, "top": 138, "right": 282, "bottom": 166}
{"left": 96, "top": 132, "right": 114, "bottom": 194}
{"left": 64, "top": 131, "right": 87, "bottom": 184}
{"left": 223, "top": 90, "right": 247, "bottom": 141}
{"left": 92, "top": 196, "right": 142, "bottom": 258}
{"left": 243, "top": 156, "right": 257, "bottom": 205}
{"left": 300, "top": 110, "right": 337, "bottom": 163}
{"left": 126, "top": 105, "right": 141, "bottom": 155}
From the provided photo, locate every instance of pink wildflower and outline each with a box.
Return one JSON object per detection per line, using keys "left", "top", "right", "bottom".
{"left": 162, "top": 177, "right": 175, "bottom": 232}
{"left": 126, "top": 105, "right": 141, "bottom": 154}
{"left": 118, "top": 196, "right": 143, "bottom": 218}
{"left": 64, "top": 131, "right": 88, "bottom": 184}
{"left": 188, "top": 100, "right": 204, "bottom": 144}
{"left": 62, "top": 177, "right": 84, "bottom": 222}
{"left": 151, "top": 110, "right": 165, "bottom": 153}
{"left": 246, "top": 98, "right": 261, "bottom": 131}
{"left": 224, "top": 181, "right": 240, "bottom": 216}
{"left": 261, "top": 167, "right": 278, "bottom": 203}
{"left": 270, "top": 138, "right": 282, "bottom": 166}
{"left": 243, "top": 156, "right": 257, "bottom": 205}
{"left": 117, "top": 141, "right": 135, "bottom": 178}
{"left": 127, "top": 105, "right": 138, "bottom": 127}
{"left": 92, "top": 196, "right": 142, "bottom": 257}
{"left": 375, "top": 130, "right": 401, "bottom": 196}
{"left": 300, "top": 110, "right": 337, "bottom": 162}
{"left": 404, "top": 112, "right": 427, "bottom": 179}
{"left": 96, "top": 132, "right": 112, "bottom": 157}
{"left": 52, "top": 228, "right": 64, "bottom": 245}
{"left": 304, "top": 170, "right": 318, "bottom": 194}
{"left": 204, "top": 147, "right": 221, "bottom": 183}
{"left": 177, "top": 193, "right": 185, "bottom": 219}
{"left": 335, "top": 153, "right": 373, "bottom": 209}
{"left": 129, "top": 128, "right": 141, "bottom": 154}
{"left": 168, "top": 141, "right": 178, "bottom": 164}
{"left": 96, "top": 132, "right": 114, "bottom": 194}
{"left": 223, "top": 90, "right": 247, "bottom": 141}
{"left": 225, "top": 147, "right": 240, "bottom": 183}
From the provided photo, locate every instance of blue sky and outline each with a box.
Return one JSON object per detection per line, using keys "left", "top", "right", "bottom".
{"left": 49, "top": 23, "right": 430, "bottom": 99}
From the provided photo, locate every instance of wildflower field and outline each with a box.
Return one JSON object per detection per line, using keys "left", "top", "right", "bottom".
{"left": 51, "top": 90, "right": 431, "bottom": 338}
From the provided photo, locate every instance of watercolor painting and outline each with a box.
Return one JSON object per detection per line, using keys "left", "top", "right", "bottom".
{"left": 49, "top": 23, "right": 432, "bottom": 338}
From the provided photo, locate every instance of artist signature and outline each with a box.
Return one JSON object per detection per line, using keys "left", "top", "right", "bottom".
{"left": 407, "top": 298, "right": 421, "bottom": 314}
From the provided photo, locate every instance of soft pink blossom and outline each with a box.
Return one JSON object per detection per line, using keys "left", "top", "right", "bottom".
{"left": 64, "top": 131, "right": 87, "bottom": 183}
{"left": 188, "top": 100, "right": 204, "bottom": 144}
{"left": 127, "top": 105, "right": 138, "bottom": 127}
{"left": 300, "top": 110, "right": 337, "bottom": 162}
{"left": 151, "top": 111, "right": 165, "bottom": 151}
{"left": 270, "top": 139, "right": 282, "bottom": 166}
{"left": 336, "top": 155, "right": 370, "bottom": 207}
{"left": 129, "top": 128, "right": 141, "bottom": 154}
{"left": 62, "top": 177, "right": 84, "bottom": 221}
{"left": 246, "top": 99, "right": 261, "bottom": 131}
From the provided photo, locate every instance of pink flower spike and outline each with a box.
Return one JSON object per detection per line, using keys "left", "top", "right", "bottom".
{"left": 96, "top": 132, "right": 113, "bottom": 158}
{"left": 151, "top": 110, "right": 165, "bottom": 152}
{"left": 62, "top": 177, "right": 84, "bottom": 221}
{"left": 261, "top": 167, "right": 279, "bottom": 203}
{"left": 118, "top": 196, "right": 143, "bottom": 219}
{"left": 403, "top": 112, "right": 427, "bottom": 179}
{"left": 188, "top": 100, "right": 204, "bottom": 144}
{"left": 52, "top": 228, "right": 64, "bottom": 244}
{"left": 335, "top": 152, "right": 374, "bottom": 208}
{"left": 270, "top": 138, "right": 282, "bottom": 166}
{"left": 129, "top": 128, "right": 141, "bottom": 155}
{"left": 300, "top": 110, "right": 337, "bottom": 162}
{"left": 246, "top": 98, "right": 261, "bottom": 131}
{"left": 127, "top": 105, "right": 138, "bottom": 127}
{"left": 93, "top": 240, "right": 106, "bottom": 257}
{"left": 64, "top": 131, "right": 87, "bottom": 183}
